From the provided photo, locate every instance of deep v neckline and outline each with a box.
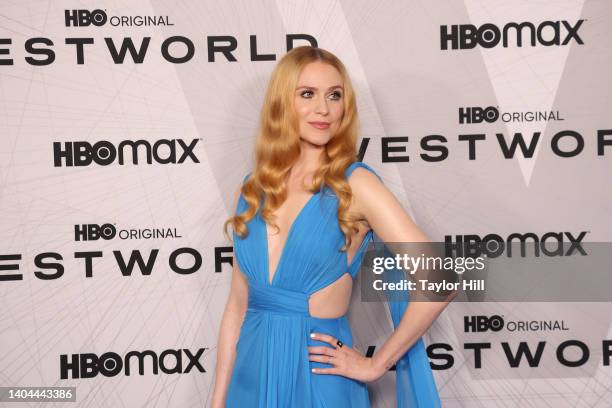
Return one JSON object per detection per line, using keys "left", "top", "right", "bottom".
{"left": 264, "top": 192, "right": 318, "bottom": 286}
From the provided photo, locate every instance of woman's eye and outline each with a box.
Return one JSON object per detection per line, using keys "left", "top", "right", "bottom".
{"left": 301, "top": 90, "right": 314, "bottom": 98}
{"left": 328, "top": 91, "right": 342, "bottom": 100}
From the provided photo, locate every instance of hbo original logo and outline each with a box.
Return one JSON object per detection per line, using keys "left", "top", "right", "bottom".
{"left": 74, "top": 224, "right": 116, "bottom": 241}
{"left": 464, "top": 315, "right": 504, "bottom": 332}
{"left": 458, "top": 106, "right": 499, "bottom": 124}
{"left": 64, "top": 9, "right": 107, "bottom": 27}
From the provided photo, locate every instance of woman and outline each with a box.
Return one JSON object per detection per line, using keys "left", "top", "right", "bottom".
{"left": 212, "top": 46, "right": 450, "bottom": 407}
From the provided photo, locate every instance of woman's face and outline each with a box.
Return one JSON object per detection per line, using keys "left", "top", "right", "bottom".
{"left": 294, "top": 61, "right": 344, "bottom": 146}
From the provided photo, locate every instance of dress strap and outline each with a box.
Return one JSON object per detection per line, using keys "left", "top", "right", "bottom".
{"left": 344, "top": 162, "right": 381, "bottom": 278}
{"left": 347, "top": 230, "right": 373, "bottom": 278}
{"left": 370, "top": 237, "right": 442, "bottom": 406}
{"left": 345, "top": 162, "right": 379, "bottom": 277}
{"left": 344, "top": 161, "right": 381, "bottom": 180}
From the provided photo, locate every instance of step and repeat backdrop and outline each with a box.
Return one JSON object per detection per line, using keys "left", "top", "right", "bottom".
{"left": 1, "top": 0, "right": 611, "bottom": 407}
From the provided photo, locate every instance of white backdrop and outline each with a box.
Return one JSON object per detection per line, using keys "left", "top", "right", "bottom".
{"left": 1, "top": 0, "right": 611, "bottom": 406}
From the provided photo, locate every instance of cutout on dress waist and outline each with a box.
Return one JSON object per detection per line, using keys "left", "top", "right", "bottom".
{"left": 308, "top": 271, "right": 353, "bottom": 318}
{"left": 308, "top": 227, "right": 371, "bottom": 318}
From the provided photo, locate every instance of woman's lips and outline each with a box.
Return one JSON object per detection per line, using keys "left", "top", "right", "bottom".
{"left": 309, "top": 121, "right": 330, "bottom": 130}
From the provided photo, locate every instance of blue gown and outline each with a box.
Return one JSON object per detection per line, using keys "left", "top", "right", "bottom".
{"left": 227, "top": 161, "right": 441, "bottom": 407}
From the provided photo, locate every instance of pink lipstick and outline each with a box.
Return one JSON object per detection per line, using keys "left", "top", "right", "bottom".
{"left": 308, "top": 121, "right": 330, "bottom": 130}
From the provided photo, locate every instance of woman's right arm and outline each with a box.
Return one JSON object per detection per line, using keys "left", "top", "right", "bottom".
{"left": 210, "top": 187, "right": 249, "bottom": 408}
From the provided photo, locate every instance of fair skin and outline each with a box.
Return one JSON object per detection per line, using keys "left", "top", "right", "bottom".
{"left": 211, "top": 61, "right": 453, "bottom": 406}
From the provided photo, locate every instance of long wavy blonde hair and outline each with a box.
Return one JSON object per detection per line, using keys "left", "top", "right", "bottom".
{"left": 224, "top": 46, "right": 361, "bottom": 251}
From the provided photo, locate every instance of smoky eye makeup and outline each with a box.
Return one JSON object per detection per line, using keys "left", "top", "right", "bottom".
{"left": 296, "top": 87, "right": 343, "bottom": 99}
{"left": 300, "top": 90, "right": 314, "bottom": 98}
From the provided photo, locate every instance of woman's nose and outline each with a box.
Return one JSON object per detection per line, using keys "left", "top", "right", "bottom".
{"left": 315, "top": 95, "right": 329, "bottom": 115}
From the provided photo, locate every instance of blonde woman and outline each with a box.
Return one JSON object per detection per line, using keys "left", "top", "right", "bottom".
{"left": 212, "top": 46, "right": 449, "bottom": 407}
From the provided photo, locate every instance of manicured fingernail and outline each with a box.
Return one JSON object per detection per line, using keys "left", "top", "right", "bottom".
{"left": 311, "top": 368, "right": 317, "bottom": 373}
{"left": 310, "top": 333, "right": 316, "bottom": 338}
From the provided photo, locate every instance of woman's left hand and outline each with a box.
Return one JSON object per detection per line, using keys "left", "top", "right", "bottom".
{"left": 308, "top": 332, "right": 386, "bottom": 383}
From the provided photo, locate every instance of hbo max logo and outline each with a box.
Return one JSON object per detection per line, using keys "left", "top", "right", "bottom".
{"left": 464, "top": 315, "right": 504, "bottom": 332}
{"left": 60, "top": 348, "right": 206, "bottom": 379}
{"left": 440, "top": 20, "right": 584, "bottom": 50}
{"left": 53, "top": 139, "right": 200, "bottom": 167}
{"left": 64, "top": 9, "right": 107, "bottom": 27}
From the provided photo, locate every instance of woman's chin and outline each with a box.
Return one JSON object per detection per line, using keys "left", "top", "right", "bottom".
{"left": 300, "top": 135, "right": 331, "bottom": 148}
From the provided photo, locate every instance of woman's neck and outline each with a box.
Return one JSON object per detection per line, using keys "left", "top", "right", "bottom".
{"left": 291, "top": 139, "right": 324, "bottom": 176}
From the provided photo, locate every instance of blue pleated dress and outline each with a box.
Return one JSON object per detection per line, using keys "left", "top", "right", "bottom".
{"left": 227, "top": 161, "right": 440, "bottom": 407}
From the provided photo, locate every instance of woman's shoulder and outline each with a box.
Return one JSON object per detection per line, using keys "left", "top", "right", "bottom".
{"left": 344, "top": 161, "right": 382, "bottom": 181}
